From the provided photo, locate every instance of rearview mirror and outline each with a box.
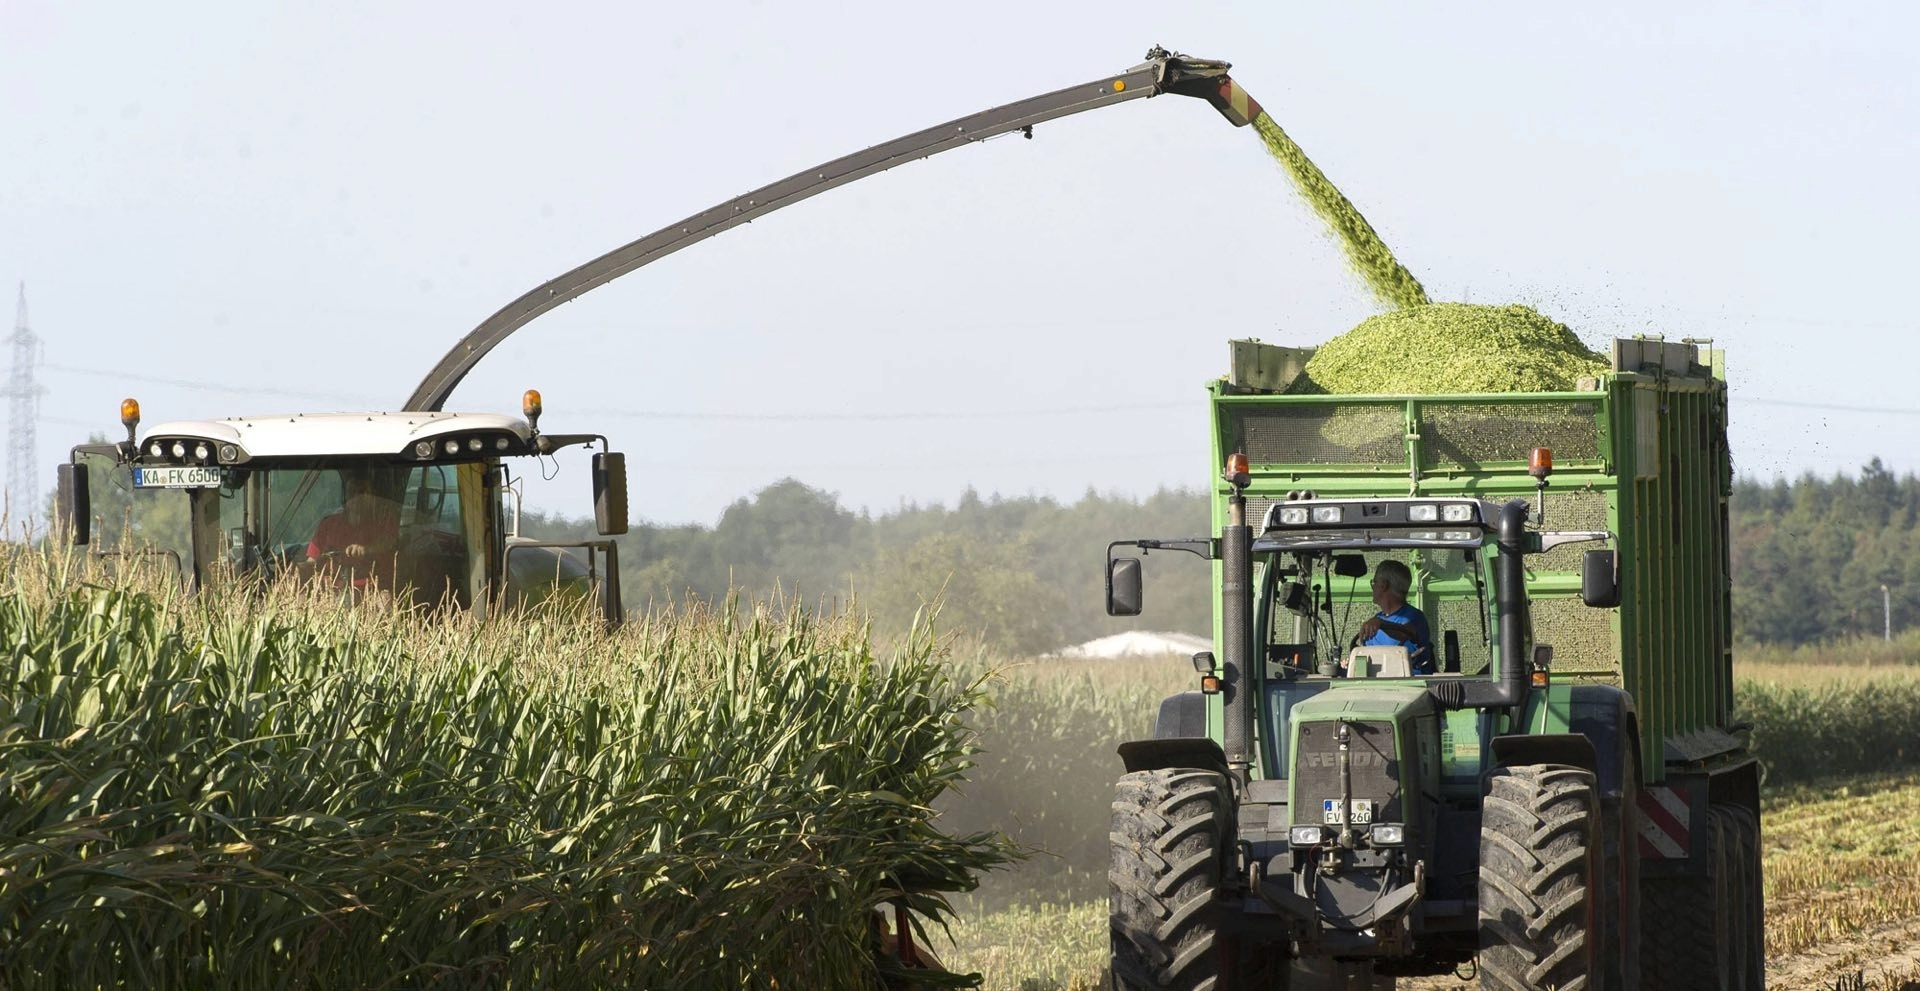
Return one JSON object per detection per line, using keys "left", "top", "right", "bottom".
{"left": 1333, "top": 554, "right": 1369, "bottom": 579}
{"left": 1106, "top": 557, "right": 1143, "bottom": 617}
{"left": 593, "top": 452, "right": 629, "bottom": 536}
{"left": 55, "top": 463, "right": 90, "bottom": 546}
{"left": 1581, "top": 549, "right": 1620, "bottom": 608}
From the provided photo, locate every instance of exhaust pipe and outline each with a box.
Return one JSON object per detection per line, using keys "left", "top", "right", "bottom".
{"left": 1428, "top": 500, "right": 1531, "bottom": 712}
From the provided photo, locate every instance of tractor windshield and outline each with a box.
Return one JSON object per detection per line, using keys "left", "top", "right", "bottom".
{"left": 1255, "top": 542, "right": 1500, "bottom": 679}
{"left": 208, "top": 462, "right": 490, "bottom": 609}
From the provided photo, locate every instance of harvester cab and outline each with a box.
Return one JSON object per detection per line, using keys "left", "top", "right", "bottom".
{"left": 53, "top": 391, "right": 628, "bottom": 623}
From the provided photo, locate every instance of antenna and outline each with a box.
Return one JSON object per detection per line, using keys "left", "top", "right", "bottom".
{"left": 3, "top": 283, "right": 44, "bottom": 535}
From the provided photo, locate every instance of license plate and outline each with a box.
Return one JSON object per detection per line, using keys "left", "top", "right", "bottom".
{"left": 133, "top": 466, "right": 223, "bottom": 489}
{"left": 1322, "top": 799, "right": 1375, "bottom": 825}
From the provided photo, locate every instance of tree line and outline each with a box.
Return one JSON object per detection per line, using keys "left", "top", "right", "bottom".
{"left": 56, "top": 448, "right": 1919, "bottom": 652}
{"left": 540, "top": 458, "right": 1920, "bottom": 652}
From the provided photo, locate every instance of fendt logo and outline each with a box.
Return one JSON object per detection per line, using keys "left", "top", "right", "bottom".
{"left": 1300, "top": 751, "right": 1393, "bottom": 769}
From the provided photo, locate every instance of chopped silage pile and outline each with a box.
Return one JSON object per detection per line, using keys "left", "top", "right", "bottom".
{"left": 1301, "top": 302, "right": 1608, "bottom": 395}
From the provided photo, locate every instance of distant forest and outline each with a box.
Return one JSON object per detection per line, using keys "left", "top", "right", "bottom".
{"left": 514, "top": 458, "right": 1920, "bottom": 652}
{"left": 522, "top": 482, "right": 1217, "bottom": 656}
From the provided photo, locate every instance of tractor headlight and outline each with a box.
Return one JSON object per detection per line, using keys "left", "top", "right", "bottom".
{"left": 1278, "top": 507, "right": 1309, "bottom": 526}
{"left": 1311, "top": 505, "right": 1344, "bottom": 524}
{"left": 1288, "top": 825, "right": 1327, "bottom": 848}
{"left": 1408, "top": 504, "right": 1438, "bottom": 522}
{"left": 1442, "top": 503, "right": 1476, "bottom": 523}
{"left": 1369, "top": 824, "right": 1405, "bottom": 846}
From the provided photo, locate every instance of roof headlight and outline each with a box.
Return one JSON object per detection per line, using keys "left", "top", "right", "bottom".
{"left": 1408, "top": 504, "right": 1438, "bottom": 522}
{"left": 444, "top": 440, "right": 461, "bottom": 455}
{"left": 468, "top": 437, "right": 483, "bottom": 451}
{"left": 170, "top": 441, "right": 186, "bottom": 459}
{"left": 1278, "top": 506, "right": 1309, "bottom": 526}
{"left": 1370, "top": 824, "right": 1405, "bottom": 846}
{"left": 494, "top": 436, "right": 510, "bottom": 450}
{"left": 414, "top": 441, "right": 433, "bottom": 459}
{"left": 1311, "top": 505, "right": 1344, "bottom": 524}
{"left": 193, "top": 443, "right": 210, "bottom": 461}
{"left": 1442, "top": 504, "right": 1476, "bottom": 523}
{"left": 1289, "top": 825, "right": 1327, "bottom": 848}
{"left": 148, "top": 441, "right": 163, "bottom": 457}
{"left": 218, "top": 443, "right": 240, "bottom": 463}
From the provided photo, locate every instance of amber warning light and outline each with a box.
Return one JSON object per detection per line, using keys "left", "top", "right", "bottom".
{"left": 120, "top": 398, "right": 141, "bottom": 429}
{"left": 1529, "top": 447, "right": 1554, "bottom": 481}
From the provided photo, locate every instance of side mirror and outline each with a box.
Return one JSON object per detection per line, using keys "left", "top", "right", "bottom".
{"left": 593, "top": 452, "right": 629, "bottom": 536}
{"left": 1106, "top": 557, "right": 1143, "bottom": 617}
{"left": 1581, "top": 549, "right": 1620, "bottom": 608}
{"left": 56, "top": 463, "right": 90, "bottom": 546}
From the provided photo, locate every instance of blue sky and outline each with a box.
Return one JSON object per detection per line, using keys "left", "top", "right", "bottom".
{"left": 5, "top": 2, "right": 1915, "bottom": 524}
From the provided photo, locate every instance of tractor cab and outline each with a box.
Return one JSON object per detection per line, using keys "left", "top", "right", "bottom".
{"left": 54, "top": 392, "right": 628, "bottom": 623}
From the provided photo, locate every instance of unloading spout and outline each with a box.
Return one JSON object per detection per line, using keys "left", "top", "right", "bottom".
{"left": 1147, "top": 47, "right": 1265, "bottom": 127}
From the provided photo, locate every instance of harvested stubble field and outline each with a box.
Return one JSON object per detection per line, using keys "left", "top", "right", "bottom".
{"left": 0, "top": 548, "right": 1011, "bottom": 991}
{"left": 940, "top": 654, "right": 1920, "bottom": 991}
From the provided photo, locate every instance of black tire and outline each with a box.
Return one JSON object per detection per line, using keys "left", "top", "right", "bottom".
{"left": 1478, "top": 764, "right": 1601, "bottom": 991}
{"left": 1109, "top": 768, "right": 1235, "bottom": 991}
{"left": 1725, "top": 806, "right": 1766, "bottom": 991}
{"left": 1641, "top": 805, "right": 1727, "bottom": 991}
{"left": 1598, "top": 751, "right": 1642, "bottom": 991}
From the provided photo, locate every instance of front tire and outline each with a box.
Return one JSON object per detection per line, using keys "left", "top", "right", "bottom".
{"left": 1110, "top": 768, "right": 1235, "bottom": 991}
{"left": 1478, "top": 764, "right": 1601, "bottom": 991}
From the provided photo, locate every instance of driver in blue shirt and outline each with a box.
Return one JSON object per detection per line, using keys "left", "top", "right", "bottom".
{"left": 1359, "top": 559, "right": 1433, "bottom": 675}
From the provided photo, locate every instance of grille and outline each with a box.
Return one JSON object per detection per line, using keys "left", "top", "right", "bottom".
{"left": 1420, "top": 401, "right": 1602, "bottom": 470}
{"left": 1290, "top": 719, "right": 1402, "bottom": 825}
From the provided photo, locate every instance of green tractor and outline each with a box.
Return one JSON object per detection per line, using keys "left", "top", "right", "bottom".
{"left": 1102, "top": 338, "right": 1763, "bottom": 990}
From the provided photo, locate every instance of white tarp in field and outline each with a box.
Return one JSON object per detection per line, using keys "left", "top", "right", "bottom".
{"left": 1048, "top": 631, "right": 1212, "bottom": 660}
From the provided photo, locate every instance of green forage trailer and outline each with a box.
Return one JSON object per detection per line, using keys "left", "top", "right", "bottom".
{"left": 1105, "top": 338, "right": 1762, "bottom": 991}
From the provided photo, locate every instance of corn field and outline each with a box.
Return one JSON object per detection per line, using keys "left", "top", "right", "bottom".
{"left": 0, "top": 548, "right": 1012, "bottom": 990}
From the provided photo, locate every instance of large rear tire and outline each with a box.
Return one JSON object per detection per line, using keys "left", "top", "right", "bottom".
{"left": 1478, "top": 764, "right": 1601, "bottom": 991}
{"left": 1109, "top": 768, "right": 1235, "bottom": 991}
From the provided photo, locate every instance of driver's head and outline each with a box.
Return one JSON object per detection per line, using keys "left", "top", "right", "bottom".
{"left": 340, "top": 469, "right": 386, "bottom": 520}
{"left": 1372, "top": 560, "right": 1412, "bottom": 604}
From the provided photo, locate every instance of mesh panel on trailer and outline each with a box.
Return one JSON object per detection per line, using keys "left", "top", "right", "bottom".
{"left": 1421, "top": 401, "right": 1602, "bottom": 470}
{"left": 1534, "top": 489, "right": 1612, "bottom": 573}
{"left": 1432, "top": 597, "right": 1494, "bottom": 675}
{"left": 1530, "top": 595, "right": 1617, "bottom": 676}
{"left": 1247, "top": 498, "right": 1276, "bottom": 532}
{"left": 1234, "top": 405, "right": 1405, "bottom": 465}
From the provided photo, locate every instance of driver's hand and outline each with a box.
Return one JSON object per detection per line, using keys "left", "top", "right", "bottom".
{"left": 343, "top": 543, "right": 370, "bottom": 559}
{"left": 1360, "top": 617, "right": 1382, "bottom": 639}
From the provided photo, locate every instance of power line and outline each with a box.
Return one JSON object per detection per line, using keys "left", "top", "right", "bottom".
{"left": 42, "top": 360, "right": 1920, "bottom": 421}
{"left": 1735, "top": 398, "right": 1920, "bottom": 415}
{"left": 42, "top": 362, "right": 382, "bottom": 406}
